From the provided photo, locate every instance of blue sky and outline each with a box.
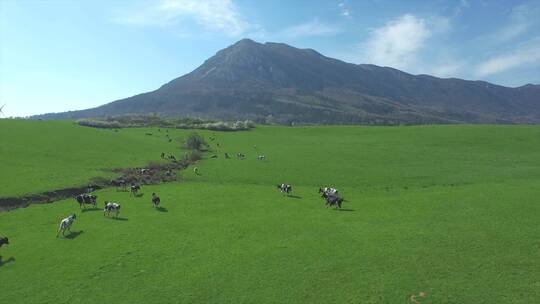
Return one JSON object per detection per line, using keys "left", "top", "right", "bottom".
{"left": 1, "top": 0, "right": 539, "bottom": 117}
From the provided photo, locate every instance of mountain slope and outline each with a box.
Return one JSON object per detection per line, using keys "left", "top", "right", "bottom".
{"left": 35, "top": 39, "right": 540, "bottom": 124}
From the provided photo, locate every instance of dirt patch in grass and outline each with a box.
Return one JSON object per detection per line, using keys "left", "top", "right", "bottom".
{"left": 0, "top": 158, "right": 194, "bottom": 212}
{"left": 0, "top": 185, "right": 100, "bottom": 212}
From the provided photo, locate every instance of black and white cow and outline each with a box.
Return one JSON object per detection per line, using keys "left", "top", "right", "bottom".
{"left": 319, "top": 187, "right": 339, "bottom": 197}
{"left": 131, "top": 185, "right": 141, "bottom": 196}
{"left": 56, "top": 214, "right": 76, "bottom": 237}
{"left": 257, "top": 155, "right": 266, "bottom": 161}
{"left": 104, "top": 202, "right": 121, "bottom": 218}
{"left": 140, "top": 168, "right": 150, "bottom": 175}
{"left": 324, "top": 194, "right": 344, "bottom": 209}
{"left": 151, "top": 193, "right": 160, "bottom": 208}
{"left": 112, "top": 179, "right": 127, "bottom": 191}
{"left": 237, "top": 153, "right": 246, "bottom": 159}
{"left": 0, "top": 236, "right": 8, "bottom": 248}
{"left": 277, "top": 184, "right": 293, "bottom": 195}
{"left": 75, "top": 194, "right": 97, "bottom": 209}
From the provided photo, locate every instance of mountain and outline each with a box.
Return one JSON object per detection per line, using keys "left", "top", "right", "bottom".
{"left": 35, "top": 39, "right": 540, "bottom": 125}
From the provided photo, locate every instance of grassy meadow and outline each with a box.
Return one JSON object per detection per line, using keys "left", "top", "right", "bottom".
{"left": 0, "top": 121, "right": 539, "bottom": 303}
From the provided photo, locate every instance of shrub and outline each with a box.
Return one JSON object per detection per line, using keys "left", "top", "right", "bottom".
{"left": 188, "top": 150, "right": 203, "bottom": 162}
{"left": 185, "top": 133, "right": 207, "bottom": 151}
{"left": 76, "top": 119, "right": 121, "bottom": 129}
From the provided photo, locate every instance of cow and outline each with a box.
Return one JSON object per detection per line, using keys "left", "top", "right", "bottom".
{"left": 140, "top": 168, "right": 150, "bottom": 175}
{"left": 131, "top": 184, "right": 141, "bottom": 196}
{"left": 152, "top": 193, "right": 160, "bottom": 208}
{"left": 112, "top": 179, "right": 127, "bottom": 191}
{"left": 237, "top": 153, "right": 246, "bottom": 159}
{"left": 104, "top": 202, "right": 121, "bottom": 218}
{"left": 277, "top": 184, "right": 293, "bottom": 195}
{"left": 56, "top": 214, "right": 76, "bottom": 237}
{"left": 224, "top": 153, "right": 231, "bottom": 159}
{"left": 323, "top": 194, "right": 344, "bottom": 209}
{"left": 194, "top": 167, "right": 201, "bottom": 175}
{"left": 161, "top": 152, "right": 165, "bottom": 159}
{"left": 319, "top": 187, "right": 338, "bottom": 197}
{"left": 0, "top": 236, "right": 8, "bottom": 248}
{"left": 257, "top": 155, "right": 266, "bottom": 161}
{"left": 75, "top": 194, "right": 97, "bottom": 209}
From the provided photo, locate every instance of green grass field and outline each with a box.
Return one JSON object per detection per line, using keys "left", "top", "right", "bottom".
{"left": 1, "top": 121, "right": 539, "bottom": 303}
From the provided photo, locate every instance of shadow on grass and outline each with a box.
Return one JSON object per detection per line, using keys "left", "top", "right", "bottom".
{"left": 81, "top": 207, "right": 100, "bottom": 213}
{"left": 155, "top": 207, "right": 168, "bottom": 212}
{"left": 287, "top": 195, "right": 302, "bottom": 199}
{"left": 134, "top": 193, "right": 144, "bottom": 198}
{"left": 0, "top": 256, "right": 15, "bottom": 267}
{"left": 106, "top": 216, "right": 129, "bottom": 221}
{"left": 334, "top": 209, "right": 354, "bottom": 212}
{"left": 65, "top": 230, "right": 84, "bottom": 239}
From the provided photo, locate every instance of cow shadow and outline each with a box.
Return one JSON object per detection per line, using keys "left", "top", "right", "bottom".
{"left": 287, "top": 195, "right": 302, "bottom": 199}
{"left": 107, "top": 217, "right": 129, "bottom": 221}
{"left": 0, "top": 256, "right": 15, "bottom": 267}
{"left": 334, "top": 209, "right": 355, "bottom": 212}
{"left": 155, "top": 207, "right": 168, "bottom": 212}
{"left": 81, "top": 207, "right": 100, "bottom": 213}
{"left": 134, "top": 193, "right": 144, "bottom": 198}
{"left": 65, "top": 230, "right": 84, "bottom": 239}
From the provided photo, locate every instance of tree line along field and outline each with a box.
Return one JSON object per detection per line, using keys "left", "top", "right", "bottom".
{"left": 0, "top": 120, "right": 539, "bottom": 303}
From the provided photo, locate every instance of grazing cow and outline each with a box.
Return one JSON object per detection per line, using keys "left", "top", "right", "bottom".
{"left": 169, "top": 155, "right": 176, "bottom": 161}
{"left": 104, "top": 202, "right": 121, "bottom": 218}
{"left": 236, "top": 153, "right": 246, "bottom": 159}
{"left": 194, "top": 167, "right": 201, "bottom": 175}
{"left": 224, "top": 153, "right": 231, "bottom": 159}
{"left": 0, "top": 236, "right": 8, "bottom": 248}
{"left": 140, "top": 168, "right": 150, "bottom": 175}
{"left": 131, "top": 184, "right": 141, "bottom": 196}
{"left": 152, "top": 193, "right": 160, "bottom": 208}
{"left": 112, "top": 179, "right": 127, "bottom": 191}
{"left": 257, "top": 155, "right": 266, "bottom": 161}
{"left": 319, "top": 187, "right": 338, "bottom": 197}
{"left": 277, "top": 184, "right": 293, "bottom": 195}
{"left": 75, "top": 194, "right": 97, "bottom": 209}
{"left": 323, "top": 194, "right": 344, "bottom": 209}
{"left": 56, "top": 214, "right": 76, "bottom": 237}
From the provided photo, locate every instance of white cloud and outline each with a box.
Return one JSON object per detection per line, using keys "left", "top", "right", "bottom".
{"left": 475, "top": 39, "right": 540, "bottom": 77}
{"left": 338, "top": 2, "right": 351, "bottom": 18}
{"left": 114, "top": 0, "right": 250, "bottom": 36}
{"left": 359, "top": 14, "right": 431, "bottom": 69}
{"left": 281, "top": 20, "right": 341, "bottom": 38}
{"left": 492, "top": 2, "right": 540, "bottom": 43}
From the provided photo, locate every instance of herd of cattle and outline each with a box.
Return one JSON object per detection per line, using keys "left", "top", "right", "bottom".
{"left": 0, "top": 134, "right": 347, "bottom": 248}
{"left": 277, "top": 184, "right": 345, "bottom": 209}
{"left": 54, "top": 184, "right": 161, "bottom": 237}
{"left": 52, "top": 182, "right": 344, "bottom": 238}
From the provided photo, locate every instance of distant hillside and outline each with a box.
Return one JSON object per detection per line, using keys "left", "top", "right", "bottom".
{"left": 35, "top": 39, "right": 540, "bottom": 125}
